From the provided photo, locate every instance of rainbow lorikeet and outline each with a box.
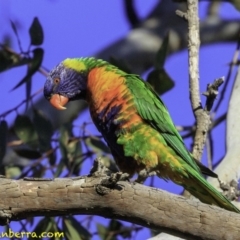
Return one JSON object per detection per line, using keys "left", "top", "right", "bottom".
{"left": 44, "top": 57, "right": 240, "bottom": 213}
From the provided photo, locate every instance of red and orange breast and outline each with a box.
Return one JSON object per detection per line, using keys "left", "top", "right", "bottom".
{"left": 86, "top": 67, "right": 142, "bottom": 130}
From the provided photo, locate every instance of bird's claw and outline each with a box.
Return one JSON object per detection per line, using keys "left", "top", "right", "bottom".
{"left": 135, "top": 169, "right": 156, "bottom": 184}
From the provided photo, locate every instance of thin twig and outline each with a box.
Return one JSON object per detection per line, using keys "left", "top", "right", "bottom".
{"left": 175, "top": 125, "right": 195, "bottom": 132}
{"left": 175, "top": 10, "right": 188, "bottom": 21}
{"left": 202, "top": 77, "right": 224, "bottom": 111}
{"left": 210, "top": 112, "right": 226, "bottom": 129}
{"left": 0, "top": 88, "right": 43, "bottom": 118}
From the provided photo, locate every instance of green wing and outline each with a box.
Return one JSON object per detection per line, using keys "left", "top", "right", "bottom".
{"left": 126, "top": 74, "right": 213, "bottom": 175}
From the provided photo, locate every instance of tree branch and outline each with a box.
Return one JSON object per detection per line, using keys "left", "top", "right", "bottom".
{"left": 0, "top": 176, "right": 240, "bottom": 240}
{"left": 187, "top": 0, "right": 211, "bottom": 161}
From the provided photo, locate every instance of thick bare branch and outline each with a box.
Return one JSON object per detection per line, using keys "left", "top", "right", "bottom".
{"left": 0, "top": 176, "right": 240, "bottom": 239}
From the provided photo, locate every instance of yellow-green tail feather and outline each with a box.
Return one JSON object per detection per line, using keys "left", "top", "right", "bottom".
{"left": 185, "top": 171, "right": 240, "bottom": 213}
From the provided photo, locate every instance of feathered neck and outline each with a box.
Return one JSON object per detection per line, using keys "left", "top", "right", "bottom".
{"left": 63, "top": 57, "right": 110, "bottom": 73}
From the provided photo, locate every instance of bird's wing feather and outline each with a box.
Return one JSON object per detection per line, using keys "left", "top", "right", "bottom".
{"left": 126, "top": 74, "right": 205, "bottom": 174}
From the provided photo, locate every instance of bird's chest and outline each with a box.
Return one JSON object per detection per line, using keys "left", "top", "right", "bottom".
{"left": 89, "top": 103, "right": 122, "bottom": 143}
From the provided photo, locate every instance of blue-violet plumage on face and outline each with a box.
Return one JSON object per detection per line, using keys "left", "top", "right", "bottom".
{"left": 44, "top": 62, "right": 88, "bottom": 101}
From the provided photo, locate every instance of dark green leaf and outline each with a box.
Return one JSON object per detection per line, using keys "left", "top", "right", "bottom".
{"left": 54, "top": 158, "right": 66, "bottom": 177}
{"left": 154, "top": 33, "right": 169, "bottom": 70}
{"left": 26, "top": 65, "right": 32, "bottom": 111}
{"left": 9, "top": 58, "right": 32, "bottom": 68}
{"left": 5, "top": 166, "right": 21, "bottom": 178}
{"left": 14, "top": 148, "right": 41, "bottom": 159}
{"left": 97, "top": 223, "right": 109, "bottom": 240}
{"left": 10, "top": 57, "right": 32, "bottom": 68}
{"left": 33, "top": 109, "right": 53, "bottom": 152}
{"left": 59, "top": 123, "right": 82, "bottom": 171}
{"left": 147, "top": 68, "right": 174, "bottom": 95}
{"left": 10, "top": 20, "right": 18, "bottom": 38}
{"left": 12, "top": 48, "right": 44, "bottom": 90}
{"left": 0, "top": 50, "right": 14, "bottom": 72}
{"left": 98, "top": 156, "right": 118, "bottom": 173}
{"left": 124, "top": 0, "right": 140, "bottom": 28}
{"left": 232, "top": 0, "right": 240, "bottom": 11}
{"left": 108, "top": 220, "right": 132, "bottom": 239}
{"left": 32, "top": 217, "right": 57, "bottom": 240}
{"left": 29, "top": 17, "right": 44, "bottom": 46}
{"left": 63, "top": 217, "right": 91, "bottom": 240}
{"left": 109, "top": 56, "right": 132, "bottom": 73}
{"left": 32, "top": 217, "right": 52, "bottom": 234}
{"left": 0, "top": 120, "right": 8, "bottom": 164}
{"left": 0, "top": 48, "right": 32, "bottom": 72}
{"left": 109, "top": 219, "right": 122, "bottom": 231}
{"left": 86, "top": 137, "right": 110, "bottom": 154}
{"left": 0, "top": 48, "right": 24, "bottom": 72}
{"left": 14, "top": 115, "right": 39, "bottom": 148}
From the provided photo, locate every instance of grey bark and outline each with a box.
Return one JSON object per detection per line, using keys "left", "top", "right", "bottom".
{"left": 0, "top": 176, "right": 239, "bottom": 240}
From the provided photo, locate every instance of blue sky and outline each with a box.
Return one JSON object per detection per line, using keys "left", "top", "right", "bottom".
{"left": 0, "top": 0, "right": 239, "bottom": 239}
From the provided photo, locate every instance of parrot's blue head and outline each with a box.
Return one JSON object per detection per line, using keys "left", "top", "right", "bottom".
{"left": 44, "top": 60, "right": 88, "bottom": 110}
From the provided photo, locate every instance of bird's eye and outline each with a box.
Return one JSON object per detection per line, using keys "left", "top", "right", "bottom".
{"left": 54, "top": 78, "right": 60, "bottom": 85}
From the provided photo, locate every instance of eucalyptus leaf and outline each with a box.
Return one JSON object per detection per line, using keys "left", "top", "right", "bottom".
{"left": 32, "top": 217, "right": 55, "bottom": 240}
{"left": 29, "top": 17, "right": 44, "bottom": 46}
{"left": 86, "top": 137, "right": 110, "bottom": 154}
{"left": 0, "top": 48, "right": 21, "bottom": 72}
{"left": 33, "top": 109, "right": 53, "bottom": 152}
{"left": 14, "top": 148, "right": 41, "bottom": 160}
{"left": 232, "top": 0, "right": 240, "bottom": 11}
{"left": 97, "top": 223, "right": 109, "bottom": 240}
{"left": 10, "top": 20, "right": 22, "bottom": 49}
{"left": 154, "top": 33, "right": 169, "bottom": 70}
{"left": 147, "top": 68, "right": 174, "bottom": 95}
{"left": 63, "top": 217, "right": 91, "bottom": 240}
{"left": 14, "top": 115, "right": 39, "bottom": 148}
{"left": 5, "top": 166, "right": 21, "bottom": 179}
{"left": 54, "top": 158, "right": 66, "bottom": 177}
{"left": 59, "top": 123, "right": 82, "bottom": 172}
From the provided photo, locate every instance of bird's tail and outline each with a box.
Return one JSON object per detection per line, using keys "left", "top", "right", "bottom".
{"left": 185, "top": 171, "right": 240, "bottom": 213}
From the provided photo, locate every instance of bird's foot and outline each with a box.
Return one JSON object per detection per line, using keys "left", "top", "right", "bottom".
{"left": 89, "top": 158, "right": 130, "bottom": 195}
{"left": 95, "top": 172, "right": 129, "bottom": 195}
{"left": 219, "top": 178, "right": 240, "bottom": 201}
{"left": 135, "top": 169, "right": 156, "bottom": 184}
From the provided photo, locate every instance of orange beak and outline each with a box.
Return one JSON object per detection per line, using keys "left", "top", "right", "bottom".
{"left": 50, "top": 94, "right": 69, "bottom": 110}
